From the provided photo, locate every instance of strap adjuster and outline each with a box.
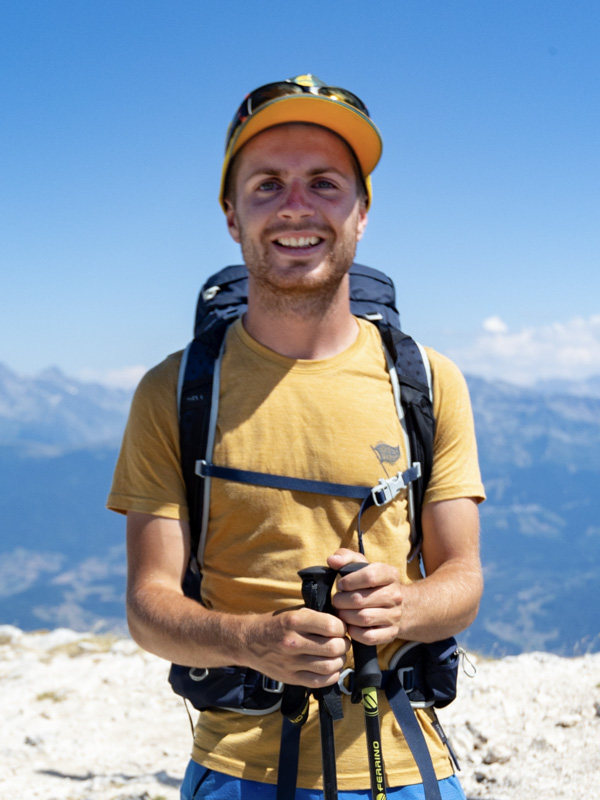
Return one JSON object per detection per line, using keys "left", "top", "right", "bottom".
{"left": 396, "top": 665, "right": 415, "bottom": 693}
{"left": 263, "top": 676, "right": 284, "bottom": 694}
{"left": 371, "top": 463, "right": 422, "bottom": 507}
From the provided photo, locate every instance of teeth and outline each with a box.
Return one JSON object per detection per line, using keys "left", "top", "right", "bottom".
{"left": 276, "top": 236, "right": 321, "bottom": 248}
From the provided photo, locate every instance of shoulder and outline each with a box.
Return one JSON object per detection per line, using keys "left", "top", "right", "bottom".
{"left": 357, "top": 317, "right": 394, "bottom": 356}
{"left": 421, "top": 346, "right": 476, "bottom": 432}
{"left": 131, "top": 351, "right": 184, "bottom": 416}
{"left": 138, "top": 350, "right": 183, "bottom": 386}
{"left": 423, "top": 346, "right": 470, "bottom": 398}
{"left": 420, "top": 347, "right": 485, "bottom": 503}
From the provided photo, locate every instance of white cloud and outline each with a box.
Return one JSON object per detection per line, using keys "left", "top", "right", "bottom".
{"left": 76, "top": 365, "right": 147, "bottom": 390}
{"left": 448, "top": 314, "right": 600, "bottom": 385}
{"left": 482, "top": 316, "right": 508, "bottom": 334}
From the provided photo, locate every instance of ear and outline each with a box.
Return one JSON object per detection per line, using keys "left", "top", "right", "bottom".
{"left": 355, "top": 206, "right": 368, "bottom": 243}
{"left": 224, "top": 199, "right": 241, "bottom": 244}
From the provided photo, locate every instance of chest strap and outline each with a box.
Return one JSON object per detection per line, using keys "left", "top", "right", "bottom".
{"left": 196, "top": 460, "right": 421, "bottom": 553}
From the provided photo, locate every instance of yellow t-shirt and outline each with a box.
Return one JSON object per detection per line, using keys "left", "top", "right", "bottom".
{"left": 108, "top": 317, "right": 485, "bottom": 790}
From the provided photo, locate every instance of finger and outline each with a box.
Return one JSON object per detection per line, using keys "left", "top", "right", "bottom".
{"left": 337, "top": 599, "right": 403, "bottom": 633}
{"left": 336, "top": 605, "right": 384, "bottom": 629}
{"left": 277, "top": 646, "right": 349, "bottom": 683}
{"left": 293, "top": 630, "right": 351, "bottom": 658}
{"left": 326, "top": 549, "right": 368, "bottom": 571}
{"left": 333, "top": 585, "right": 379, "bottom": 611}
{"left": 298, "top": 652, "right": 348, "bottom": 675}
{"left": 345, "top": 622, "right": 398, "bottom": 647}
{"left": 292, "top": 668, "right": 344, "bottom": 689}
{"left": 335, "top": 562, "right": 398, "bottom": 593}
{"left": 333, "top": 582, "right": 402, "bottom": 611}
{"left": 281, "top": 607, "right": 347, "bottom": 638}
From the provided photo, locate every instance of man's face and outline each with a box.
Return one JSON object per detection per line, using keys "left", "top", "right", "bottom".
{"left": 225, "top": 124, "right": 368, "bottom": 308}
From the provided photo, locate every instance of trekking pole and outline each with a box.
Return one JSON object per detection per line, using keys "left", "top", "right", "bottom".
{"left": 339, "top": 562, "right": 387, "bottom": 800}
{"left": 298, "top": 566, "right": 343, "bottom": 800}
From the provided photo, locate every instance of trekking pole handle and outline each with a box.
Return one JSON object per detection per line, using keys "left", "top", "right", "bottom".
{"left": 338, "top": 563, "right": 382, "bottom": 690}
{"left": 297, "top": 566, "right": 342, "bottom": 800}
{"left": 298, "top": 566, "right": 338, "bottom": 614}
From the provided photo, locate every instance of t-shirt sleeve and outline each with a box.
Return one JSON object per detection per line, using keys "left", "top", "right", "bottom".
{"left": 106, "top": 351, "right": 189, "bottom": 520}
{"left": 423, "top": 348, "right": 486, "bottom": 506}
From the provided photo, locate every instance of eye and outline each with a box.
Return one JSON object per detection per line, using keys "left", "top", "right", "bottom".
{"left": 257, "top": 179, "right": 281, "bottom": 192}
{"left": 312, "top": 178, "right": 337, "bottom": 190}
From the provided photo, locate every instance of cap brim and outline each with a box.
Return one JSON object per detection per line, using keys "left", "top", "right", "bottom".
{"left": 230, "top": 94, "right": 382, "bottom": 176}
{"left": 220, "top": 94, "right": 382, "bottom": 210}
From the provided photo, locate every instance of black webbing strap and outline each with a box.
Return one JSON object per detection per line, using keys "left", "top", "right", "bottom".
{"left": 278, "top": 653, "right": 446, "bottom": 800}
{"left": 277, "top": 683, "right": 309, "bottom": 800}
{"left": 277, "top": 716, "right": 304, "bottom": 800}
{"left": 197, "top": 460, "right": 421, "bottom": 555}
{"left": 276, "top": 683, "right": 344, "bottom": 800}
{"left": 197, "top": 461, "right": 373, "bottom": 499}
{"left": 385, "top": 672, "right": 443, "bottom": 800}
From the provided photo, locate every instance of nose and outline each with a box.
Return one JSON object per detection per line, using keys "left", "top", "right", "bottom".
{"left": 278, "top": 180, "right": 315, "bottom": 221}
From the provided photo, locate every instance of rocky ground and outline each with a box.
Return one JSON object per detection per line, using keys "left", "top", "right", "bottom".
{"left": 442, "top": 648, "right": 600, "bottom": 798}
{"left": 1, "top": 626, "right": 599, "bottom": 799}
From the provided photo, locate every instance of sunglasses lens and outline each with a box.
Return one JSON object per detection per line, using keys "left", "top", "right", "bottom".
{"left": 248, "top": 82, "right": 304, "bottom": 111}
{"left": 318, "top": 87, "right": 370, "bottom": 116}
{"left": 226, "top": 83, "right": 304, "bottom": 149}
{"left": 225, "top": 81, "right": 371, "bottom": 151}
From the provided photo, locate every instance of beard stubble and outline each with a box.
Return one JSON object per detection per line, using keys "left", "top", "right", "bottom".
{"left": 239, "top": 222, "right": 359, "bottom": 319}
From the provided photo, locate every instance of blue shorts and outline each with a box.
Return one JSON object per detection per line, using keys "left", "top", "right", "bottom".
{"left": 180, "top": 759, "right": 466, "bottom": 800}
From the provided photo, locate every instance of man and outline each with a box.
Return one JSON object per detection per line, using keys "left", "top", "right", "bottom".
{"left": 108, "top": 74, "right": 485, "bottom": 800}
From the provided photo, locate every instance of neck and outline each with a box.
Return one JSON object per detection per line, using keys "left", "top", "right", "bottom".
{"left": 243, "top": 278, "right": 359, "bottom": 360}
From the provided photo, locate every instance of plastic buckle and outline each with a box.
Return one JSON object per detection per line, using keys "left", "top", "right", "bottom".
{"left": 370, "top": 463, "right": 422, "bottom": 507}
{"left": 338, "top": 667, "right": 354, "bottom": 696}
{"left": 362, "top": 312, "right": 383, "bottom": 322}
{"left": 262, "top": 676, "right": 284, "bottom": 694}
{"left": 371, "top": 478, "right": 397, "bottom": 506}
{"left": 195, "top": 459, "right": 208, "bottom": 478}
{"left": 202, "top": 285, "right": 220, "bottom": 302}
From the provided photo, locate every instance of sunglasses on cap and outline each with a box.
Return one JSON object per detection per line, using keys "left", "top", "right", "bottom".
{"left": 225, "top": 77, "right": 372, "bottom": 152}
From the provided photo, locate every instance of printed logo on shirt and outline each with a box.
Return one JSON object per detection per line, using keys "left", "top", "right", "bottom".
{"left": 371, "top": 442, "right": 400, "bottom": 477}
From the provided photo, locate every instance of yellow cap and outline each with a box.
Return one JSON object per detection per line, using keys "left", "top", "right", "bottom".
{"left": 219, "top": 75, "right": 382, "bottom": 210}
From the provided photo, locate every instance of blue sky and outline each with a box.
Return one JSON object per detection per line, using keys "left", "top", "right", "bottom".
{"left": 2, "top": 0, "right": 599, "bottom": 388}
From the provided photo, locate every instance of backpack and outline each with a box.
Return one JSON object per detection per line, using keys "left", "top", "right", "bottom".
{"left": 177, "top": 262, "right": 435, "bottom": 569}
{"left": 170, "top": 263, "right": 457, "bottom": 800}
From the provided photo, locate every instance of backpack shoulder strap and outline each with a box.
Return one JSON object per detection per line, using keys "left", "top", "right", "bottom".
{"left": 377, "top": 324, "right": 435, "bottom": 561}
{"left": 179, "top": 265, "right": 250, "bottom": 562}
{"left": 178, "top": 329, "right": 228, "bottom": 562}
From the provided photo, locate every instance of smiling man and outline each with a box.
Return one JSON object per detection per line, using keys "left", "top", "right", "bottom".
{"left": 226, "top": 123, "right": 368, "bottom": 359}
{"left": 108, "top": 75, "right": 485, "bottom": 800}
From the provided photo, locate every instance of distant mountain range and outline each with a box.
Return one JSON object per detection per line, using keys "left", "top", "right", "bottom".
{"left": 0, "top": 362, "right": 598, "bottom": 656}
{"left": 465, "top": 376, "right": 600, "bottom": 654}
{"left": 0, "top": 363, "right": 132, "bottom": 452}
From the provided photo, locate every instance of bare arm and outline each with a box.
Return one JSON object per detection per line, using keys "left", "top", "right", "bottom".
{"left": 125, "top": 511, "right": 349, "bottom": 687}
{"left": 329, "top": 497, "right": 483, "bottom": 644}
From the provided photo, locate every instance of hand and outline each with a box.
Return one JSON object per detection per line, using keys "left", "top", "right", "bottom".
{"left": 327, "top": 548, "right": 404, "bottom": 646}
{"left": 240, "top": 606, "right": 350, "bottom": 689}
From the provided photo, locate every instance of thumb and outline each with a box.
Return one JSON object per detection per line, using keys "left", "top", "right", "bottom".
{"left": 327, "top": 548, "right": 368, "bottom": 570}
